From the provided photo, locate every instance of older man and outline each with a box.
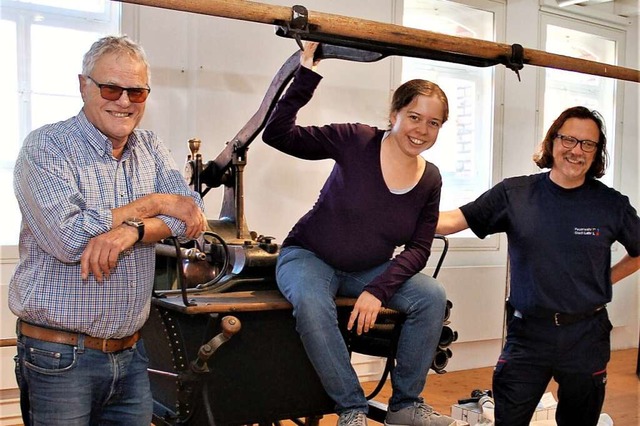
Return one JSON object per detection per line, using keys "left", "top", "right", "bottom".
{"left": 10, "top": 35, "right": 206, "bottom": 425}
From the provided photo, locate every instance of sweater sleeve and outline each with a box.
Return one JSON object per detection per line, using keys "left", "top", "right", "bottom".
{"left": 262, "top": 66, "right": 341, "bottom": 160}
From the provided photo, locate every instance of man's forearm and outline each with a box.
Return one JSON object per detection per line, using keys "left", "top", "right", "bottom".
{"left": 140, "top": 217, "right": 173, "bottom": 243}
{"left": 611, "top": 254, "right": 640, "bottom": 284}
{"left": 436, "top": 209, "right": 469, "bottom": 235}
{"left": 113, "top": 193, "right": 205, "bottom": 239}
{"left": 111, "top": 194, "right": 166, "bottom": 227}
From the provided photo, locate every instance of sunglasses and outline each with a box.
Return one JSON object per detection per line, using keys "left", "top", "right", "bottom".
{"left": 85, "top": 75, "right": 150, "bottom": 103}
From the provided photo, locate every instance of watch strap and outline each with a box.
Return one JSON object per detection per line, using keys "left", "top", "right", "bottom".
{"left": 124, "top": 218, "right": 144, "bottom": 242}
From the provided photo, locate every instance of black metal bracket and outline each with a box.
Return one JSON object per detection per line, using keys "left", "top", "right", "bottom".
{"left": 503, "top": 43, "right": 525, "bottom": 81}
{"left": 282, "top": 4, "right": 310, "bottom": 51}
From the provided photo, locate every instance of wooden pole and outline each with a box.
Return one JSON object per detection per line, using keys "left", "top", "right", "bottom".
{"left": 114, "top": 0, "right": 639, "bottom": 83}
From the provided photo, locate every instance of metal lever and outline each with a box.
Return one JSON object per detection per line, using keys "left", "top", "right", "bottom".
{"left": 191, "top": 316, "right": 242, "bottom": 374}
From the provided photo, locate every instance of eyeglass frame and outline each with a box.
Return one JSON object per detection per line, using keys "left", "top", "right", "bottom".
{"left": 85, "top": 75, "right": 151, "bottom": 103}
{"left": 555, "top": 133, "right": 599, "bottom": 153}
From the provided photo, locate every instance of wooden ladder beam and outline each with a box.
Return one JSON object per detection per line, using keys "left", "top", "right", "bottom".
{"left": 114, "top": 0, "right": 639, "bottom": 82}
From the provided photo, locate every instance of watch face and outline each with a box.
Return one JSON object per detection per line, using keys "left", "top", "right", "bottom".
{"left": 124, "top": 218, "right": 144, "bottom": 242}
{"left": 125, "top": 219, "right": 143, "bottom": 227}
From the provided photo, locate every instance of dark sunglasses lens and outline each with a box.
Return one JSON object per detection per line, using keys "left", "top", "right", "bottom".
{"left": 99, "top": 85, "right": 124, "bottom": 101}
{"left": 127, "top": 89, "right": 149, "bottom": 103}
{"left": 99, "top": 85, "right": 148, "bottom": 103}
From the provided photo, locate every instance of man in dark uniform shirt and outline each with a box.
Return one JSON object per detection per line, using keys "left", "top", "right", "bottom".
{"left": 437, "top": 106, "right": 640, "bottom": 426}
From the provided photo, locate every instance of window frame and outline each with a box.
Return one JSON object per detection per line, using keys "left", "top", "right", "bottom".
{"left": 537, "top": 11, "right": 626, "bottom": 191}
{"left": 0, "top": 0, "right": 120, "bottom": 261}
{"left": 394, "top": 0, "right": 507, "bottom": 251}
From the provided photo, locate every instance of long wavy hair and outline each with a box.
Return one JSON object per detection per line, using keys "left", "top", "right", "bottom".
{"left": 533, "top": 106, "right": 608, "bottom": 179}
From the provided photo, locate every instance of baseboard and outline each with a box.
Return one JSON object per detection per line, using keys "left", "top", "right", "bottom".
{"left": 0, "top": 389, "right": 21, "bottom": 426}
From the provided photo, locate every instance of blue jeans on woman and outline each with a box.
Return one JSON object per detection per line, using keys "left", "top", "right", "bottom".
{"left": 277, "top": 245, "right": 447, "bottom": 415}
{"left": 14, "top": 331, "right": 152, "bottom": 426}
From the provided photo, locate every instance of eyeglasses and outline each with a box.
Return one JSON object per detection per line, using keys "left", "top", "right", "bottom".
{"left": 555, "top": 133, "right": 599, "bottom": 153}
{"left": 85, "top": 75, "right": 150, "bottom": 103}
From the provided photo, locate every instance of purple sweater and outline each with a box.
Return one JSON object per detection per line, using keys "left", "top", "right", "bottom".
{"left": 262, "top": 66, "right": 442, "bottom": 305}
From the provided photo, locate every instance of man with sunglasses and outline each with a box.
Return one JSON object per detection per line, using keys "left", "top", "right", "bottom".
{"left": 10, "top": 35, "right": 207, "bottom": 425}
{"left": 437, "top": 106, "right": 639, "bottom": 426}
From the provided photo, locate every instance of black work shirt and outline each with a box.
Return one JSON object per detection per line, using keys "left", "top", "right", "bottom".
{"left": 461, "top": 172, "right": 640, "bottom": 315}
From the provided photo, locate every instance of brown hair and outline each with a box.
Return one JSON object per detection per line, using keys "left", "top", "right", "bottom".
{"left": 533, "top": 106, "right": 608, "bottom": 179}
{"left": 390, "top": 79, "right": 449, "bottom": 125}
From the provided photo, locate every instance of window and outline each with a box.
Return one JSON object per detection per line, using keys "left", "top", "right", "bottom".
{"left": 399, "top": 0, "right": 505, "bottom": 242}
{"left": 539, "top": 13, "right": 623, "bottom": 188}
{"left": 0, "top": 0, "right": 120, "bottom": 251}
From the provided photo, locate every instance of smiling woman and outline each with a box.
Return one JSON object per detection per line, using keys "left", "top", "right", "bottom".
{"left": 260, "top": 42, "right": 456, "bottom": 424}
{"left": 0, "top": 0, "right": 120, "bottom": 248}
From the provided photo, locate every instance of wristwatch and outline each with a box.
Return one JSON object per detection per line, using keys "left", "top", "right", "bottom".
{"left": 124, "top": 218, "right": 145, "bottom": 242}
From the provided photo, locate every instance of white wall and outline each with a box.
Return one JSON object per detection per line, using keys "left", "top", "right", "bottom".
{"left": 1, "top": 0, "right": 638, "bottom": 401}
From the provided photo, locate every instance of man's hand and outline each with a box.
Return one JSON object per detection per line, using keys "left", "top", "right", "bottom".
{"left": 347, "top": 291, "right": 382, "bottom": 335}
{"left": 80, "top": 224, "right": 138, "bottom": 281}
{"left": 156, "top": 194, "right": 207, "bottom": 239}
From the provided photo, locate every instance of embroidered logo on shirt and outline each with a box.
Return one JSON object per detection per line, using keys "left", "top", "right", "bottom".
{"left": 574, "top": 227, "right": 600, "bottom": 236}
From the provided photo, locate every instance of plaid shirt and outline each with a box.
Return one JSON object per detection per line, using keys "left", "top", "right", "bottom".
{"left": 9, "top": 110, "right": 203, "bottom": 338}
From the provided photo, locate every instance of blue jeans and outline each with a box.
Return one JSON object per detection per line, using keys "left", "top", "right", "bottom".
{"left": 277, "top": 246, "right": 447, "bottom": 414}
{"left": 14, "top": 332, "right": 152, "bottom": 426}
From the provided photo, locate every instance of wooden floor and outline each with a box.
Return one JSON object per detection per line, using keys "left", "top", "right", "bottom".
{"left": 3, "top": 349, "right": 637, "bottom": 425}
{"left": 316, "top": 348, "right": 639, "bottom": 425}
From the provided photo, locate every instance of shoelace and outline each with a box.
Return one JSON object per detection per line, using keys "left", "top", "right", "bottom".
{"left": 339, "top": 411, "right": 367, "bottom": 426}
{"left": 415, "top": 403, "right": 436, "bottom": 418}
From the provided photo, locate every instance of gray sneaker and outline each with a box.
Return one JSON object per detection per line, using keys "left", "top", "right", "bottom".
{"left": 384, "top": 402, "right": 456, "bottom": 426}
{"left": 337, "top": 410, "right": 368, "bottom": 426}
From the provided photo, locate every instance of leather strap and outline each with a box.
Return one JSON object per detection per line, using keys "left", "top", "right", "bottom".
{"left": 19, "top": 321, "right": 140, "bottom": 353}
{"left": 514, "top": 305, "right": 606, "bottom": 326}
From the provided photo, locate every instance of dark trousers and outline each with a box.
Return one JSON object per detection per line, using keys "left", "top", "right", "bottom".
{"left": 493, "top": 309, "right": 611, "bottom": 426}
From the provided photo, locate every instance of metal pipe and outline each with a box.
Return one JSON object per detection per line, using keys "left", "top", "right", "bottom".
{"left": 155, "top": 244, "right": 206, "bottom": 261}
